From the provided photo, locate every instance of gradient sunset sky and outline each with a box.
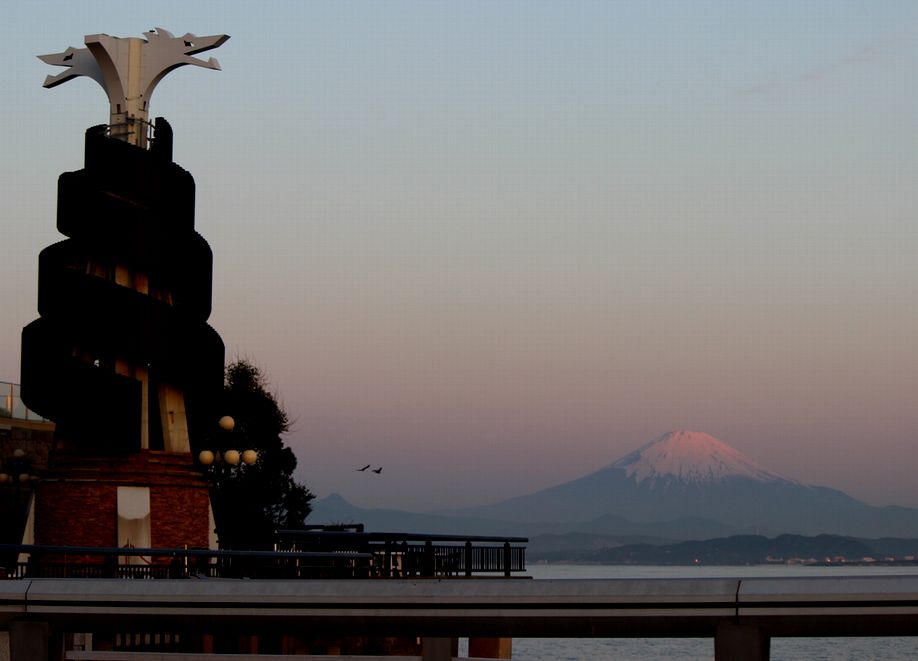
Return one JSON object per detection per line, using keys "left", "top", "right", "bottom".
{"left": 2, "top": 1, "right": 917, "bottom": 510}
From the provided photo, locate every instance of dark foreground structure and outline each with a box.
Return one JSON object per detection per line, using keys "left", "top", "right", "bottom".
{"left": 4, "top": 574, "right": 918, "bottom": 660}
{"left": 20, "top": 121, "right": 225, "bottom": 552}
{"left": 1, "top": 531, "right": 529, "bottom": 659}
{"left": 0, "top": 529, "right": 527, "bottom": 581}
{"left": 22, "top": 28, "right": 232, "bottom": 553}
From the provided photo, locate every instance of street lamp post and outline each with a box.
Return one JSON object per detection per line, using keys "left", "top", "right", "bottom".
{"left": 196, "top": 416, "right": 264, "bottom": 551}
{"left": 0, "top": 448, "right": 36, "bottom": 487}
{"left": 197, "top": 416, "right": 258, "bottom": 471}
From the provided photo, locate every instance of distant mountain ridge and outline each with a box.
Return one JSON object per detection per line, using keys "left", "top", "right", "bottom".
{"left": 312, "top": 491, "right": 738, "bottom": 541}
{"left": 534, "top": 533, "right": 918, "bottom": 566}
{"left": 310, "top": 431, "right": 918, "bottom": 541}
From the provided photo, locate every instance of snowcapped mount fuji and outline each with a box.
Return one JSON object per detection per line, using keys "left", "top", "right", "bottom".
{"left": 613, "top": 430, "right": 787, "bottom": 487}
{"left": 442, "top": 430, "right": 918, "bottom": 538}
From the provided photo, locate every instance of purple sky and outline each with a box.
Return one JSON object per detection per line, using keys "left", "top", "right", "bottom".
{"left": 2, "top": 2, "right": 918, "bottom": 510}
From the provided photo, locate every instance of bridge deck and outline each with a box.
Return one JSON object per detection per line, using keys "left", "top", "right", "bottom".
{"left": 3, "top": 575, "right": 918, "bottom": 635}
{"left": 4, "top": 576, "right": 918, "bottom": 659}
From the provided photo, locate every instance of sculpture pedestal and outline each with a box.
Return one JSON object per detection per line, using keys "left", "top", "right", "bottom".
{"left": 34, "top": 450, "right": 213, "bottom": 550}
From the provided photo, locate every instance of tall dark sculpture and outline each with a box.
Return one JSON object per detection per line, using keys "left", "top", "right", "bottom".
{"left": 21, "top": 120, "right": 223, "bottom": 455}
{"left": 20, "top": 29, "right": 229, "bottom": 550}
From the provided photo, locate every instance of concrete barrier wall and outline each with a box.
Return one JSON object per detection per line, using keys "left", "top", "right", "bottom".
{"left": 4, "top": 576, "right": 918, "bottom": 660}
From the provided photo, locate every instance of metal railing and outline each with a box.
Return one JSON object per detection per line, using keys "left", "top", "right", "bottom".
{"left": 0, "top": 535, "right": 528, "bottom": 580}
{"left": 104, "top": 117, "right": 155, "bottom": 148}
{"left": 276, "top": 530, "right": 528, "bottom": 577}
{"left": 0, "top": 381, "right": 48, "bottom": 422}
{"left": 0, "top": 544, "right": 373, "bottom": 580}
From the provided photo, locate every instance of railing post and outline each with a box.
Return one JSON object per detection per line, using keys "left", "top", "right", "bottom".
{"left": 465, "top": 540, "right": 473, "bottom": 577}
{"left": 104, "top": 554, "right": 118, "bottom": 578}
{"left": 503, "top": 542, "right": 511, "bottom": 577}
{"left": 424, "top": 540, "right": 434, "bottom": 577}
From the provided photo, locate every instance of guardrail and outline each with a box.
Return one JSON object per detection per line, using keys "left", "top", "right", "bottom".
{"left": 0, "top": 544, "right": 373, "bottom": 580}
{"left": 0, "top": 536, "right": 527, "bottom": 580}
{"left": 0, "top": 382, "right": 48, "bottom": 422}
{"left": 276, "top": 530, "right": 528, "bottom": 577}
{"left": 4, "top": 575, "right": 918, "bottom": 660}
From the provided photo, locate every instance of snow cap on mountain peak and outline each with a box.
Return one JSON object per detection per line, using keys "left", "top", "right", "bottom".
{"left": 612, "top": 430, "right": 785, "bottom": 485}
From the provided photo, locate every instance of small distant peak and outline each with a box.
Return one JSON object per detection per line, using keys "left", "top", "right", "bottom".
{"left": 319, "top": 492, "right": 353, "bottom": 506}
{"left": 612, "top": 430, "right": 786, "bottom": 485}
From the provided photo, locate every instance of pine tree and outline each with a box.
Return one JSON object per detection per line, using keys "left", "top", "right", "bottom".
{"left": 208, "top": 360, "right": 314, "bottom": 549}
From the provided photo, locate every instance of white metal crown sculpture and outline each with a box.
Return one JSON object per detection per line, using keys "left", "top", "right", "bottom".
{"left": 39, "top": 28, "right": 229, "bottom": 146}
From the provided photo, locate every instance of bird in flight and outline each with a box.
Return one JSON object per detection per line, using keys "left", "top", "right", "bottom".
{"left": 356, "top": 464, "right": 371, "bottom": 472}
{"left": 372, "top": 467, "right": 383, "bottom": 474}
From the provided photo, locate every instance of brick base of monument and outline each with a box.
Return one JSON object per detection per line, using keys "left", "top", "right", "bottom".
{"left": 34, "top": 450, "right": 212, "bottom": 550}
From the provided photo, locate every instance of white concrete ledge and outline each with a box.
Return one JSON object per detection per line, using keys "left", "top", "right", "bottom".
{"left": 3, "top": 576, "right": 918, "bottom": 639}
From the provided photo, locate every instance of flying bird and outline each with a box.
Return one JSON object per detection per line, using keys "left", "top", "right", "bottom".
{"left": 356, "top": 464, "right": 371, "bottom": 472}
{"left": 372, "top": 467, "right": 383, "bottom": 474}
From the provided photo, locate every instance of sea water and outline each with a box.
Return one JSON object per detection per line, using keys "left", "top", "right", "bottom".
{"left": 463, "top": 564, "right": 918, "bottom": 660}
